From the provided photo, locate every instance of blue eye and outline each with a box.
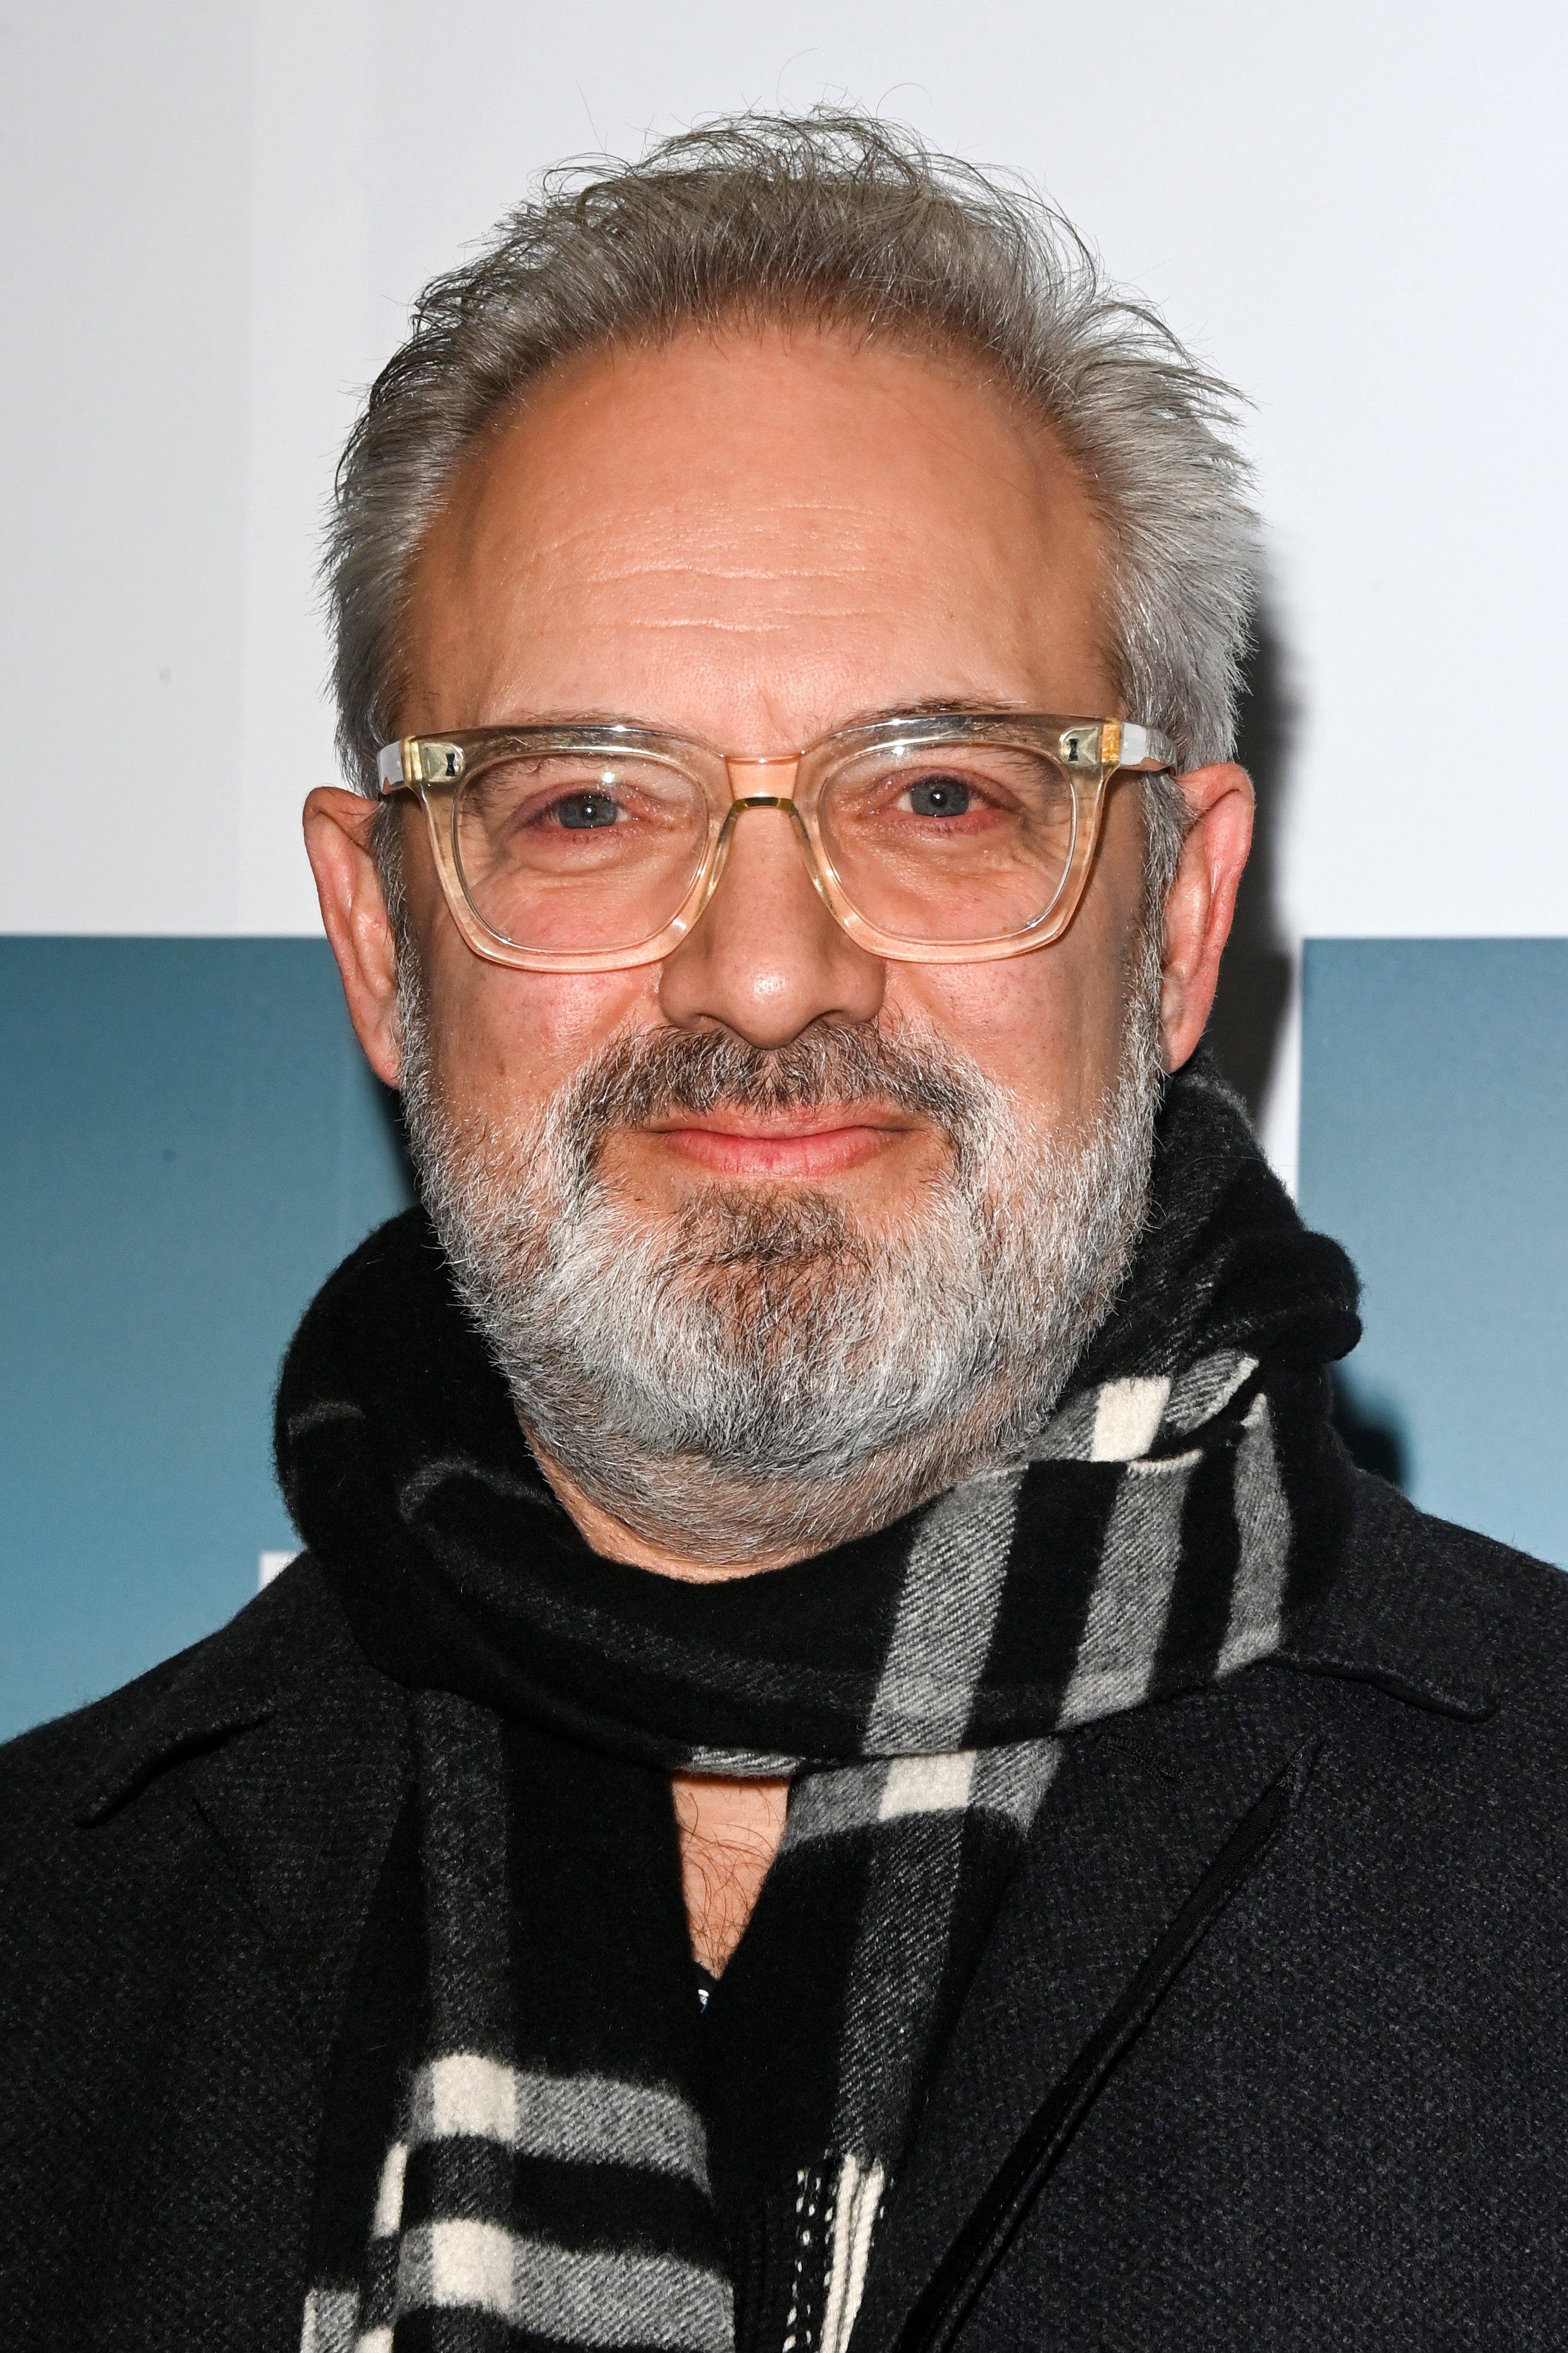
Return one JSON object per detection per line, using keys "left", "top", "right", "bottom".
{"left": 906, "top": 776, "right": 972, "bottom": 817}
{"left": 554, "top": 792, "right": 620, "bottom": 829}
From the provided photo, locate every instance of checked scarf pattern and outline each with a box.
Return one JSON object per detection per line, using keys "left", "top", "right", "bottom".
{"left": 281, "top": 1060, "right": 1360, "bottom": 2353}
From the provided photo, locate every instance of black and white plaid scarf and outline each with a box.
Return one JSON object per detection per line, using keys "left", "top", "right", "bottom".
{"left": 279, "top": 1060, "right": 1360, "bottom": 2353}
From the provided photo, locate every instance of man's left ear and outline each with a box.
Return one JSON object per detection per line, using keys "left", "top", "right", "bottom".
{"left": 1156, "top": 762, "right": 1255, "bottom": 1072}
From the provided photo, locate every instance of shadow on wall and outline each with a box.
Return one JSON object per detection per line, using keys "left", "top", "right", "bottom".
{"left": 1203, "top": 615, "right": 1412, "bottom": 1494}
{"left": 1330, "top": 1373, "right": 1408, "bottom": 1488}
{"left": 1203, "top": 607, "right": 1295, "bottom": 1127}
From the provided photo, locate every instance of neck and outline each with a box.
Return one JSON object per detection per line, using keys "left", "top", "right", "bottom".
{"left": 526, "top": 1427, "right": 807, "bottom": 1580}
{"left": 529, "top": 1426, "right": 795, "bottom": 1974}
{"left": 521, "top": 1399, "right": 1014, "bottom": 1579}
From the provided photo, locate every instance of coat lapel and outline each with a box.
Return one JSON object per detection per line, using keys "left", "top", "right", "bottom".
{"left": 854, "top": 1472, "right": 1499, "bottom": 2353}
{"left": 852, "top": 1676, "right": 1321, "bottom": 2353}
{"left": 187, "top": 1650, "right": 412, "bottom": 2086}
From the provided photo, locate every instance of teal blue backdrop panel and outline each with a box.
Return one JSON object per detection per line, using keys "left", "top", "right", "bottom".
{"left": 1299, "top": 939, "right": 1567, "bottom": 1568}
{"left": 0, "top": 939, "right": 414, "bottom": 1742}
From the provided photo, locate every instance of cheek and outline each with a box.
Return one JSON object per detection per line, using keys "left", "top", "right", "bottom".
{"left": 885, "top": 849, "right": 1145, "bottom": 1119}
{"left": 886, "top": 961, "right": 1117, "bottom": 1116}
{"left": 420, "top": 944, "right": 658, "bottom": 1119}
{"left": 396, "top": 793, "right": 663, "bottom": 1117}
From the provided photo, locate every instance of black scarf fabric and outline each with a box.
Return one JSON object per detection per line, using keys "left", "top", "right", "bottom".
{"left": 281, "top": 1059, "right": 1360, "bottom": 2353}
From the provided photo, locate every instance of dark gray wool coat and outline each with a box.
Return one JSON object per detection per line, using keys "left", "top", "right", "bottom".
{"left": 1, "top": 1469, "right": 1565, "bottom": 2349}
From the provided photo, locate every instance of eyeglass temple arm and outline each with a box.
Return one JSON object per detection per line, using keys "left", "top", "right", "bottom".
{"left": 377, "top": 739, "right": 463, "bottom": 795}
{"left": 1102, "top": 721, "right": 1176, "bottom": 770}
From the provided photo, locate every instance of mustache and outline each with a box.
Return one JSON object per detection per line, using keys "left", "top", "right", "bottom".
{"left": 557, "top": 1020, "right": 990, "bottom": 1151}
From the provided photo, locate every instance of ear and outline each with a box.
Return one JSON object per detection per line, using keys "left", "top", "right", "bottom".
{"left": 1156, "top": 761, "right": 1255, "bottom": 1072}
{"left": 303, "top": 787, "right": 405, "bottom": 1087}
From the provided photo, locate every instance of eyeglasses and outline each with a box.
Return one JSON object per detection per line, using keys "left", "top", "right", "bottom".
{"left": 374, "top": 711, "right": 1178, "bottom": 973}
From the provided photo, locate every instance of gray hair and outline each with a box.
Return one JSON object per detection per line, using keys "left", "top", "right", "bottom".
{"left": 329, "top": 110, "right": 1259, "bottom": 900}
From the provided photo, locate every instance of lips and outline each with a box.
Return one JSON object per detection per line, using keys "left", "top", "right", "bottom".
{"left": 639, "top": 1110, "right": 917, "bottom": 1177}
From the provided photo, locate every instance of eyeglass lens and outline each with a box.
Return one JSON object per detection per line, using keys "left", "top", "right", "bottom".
{"left": 451, "top": 737, "right": 1080, "bottom": 953}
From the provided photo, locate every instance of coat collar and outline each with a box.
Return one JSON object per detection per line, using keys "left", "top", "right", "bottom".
{"left": 75, "top": 1557, "right": 413, "bottom": 2085}
{"left": 74, "top": 1554, "right": 355, "bottom": 1825}
{"left": 1275, "top": 1466, "right": 1496, "bottom": 1721}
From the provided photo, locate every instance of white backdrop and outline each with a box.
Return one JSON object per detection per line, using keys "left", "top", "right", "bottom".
{"left": 5, "top": 0, "right": 1567, "bottom": 1177}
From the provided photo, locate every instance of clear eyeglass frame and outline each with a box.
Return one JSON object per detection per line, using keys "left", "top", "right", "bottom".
{"left": 373, "top": 711, "right": 1179, "bottom": 974}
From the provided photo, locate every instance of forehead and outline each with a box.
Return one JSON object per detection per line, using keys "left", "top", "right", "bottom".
{"left": 402, "top": 325, "right": 1115, "bottom": 740}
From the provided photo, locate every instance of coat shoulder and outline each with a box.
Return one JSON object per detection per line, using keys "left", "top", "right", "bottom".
{"left": 1298, "top": 1467, "right": 1568, "bottom": 1741}
{"left": 0, "top": 1555, "right": 377, "bottom": 1871}
{"left": 0, "top": 1560, "right": 402, "bottom": 2346}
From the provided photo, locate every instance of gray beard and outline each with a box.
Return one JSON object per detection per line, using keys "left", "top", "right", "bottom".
{"left": 399, "top": 985, "right": 1163, "bottom": 1565}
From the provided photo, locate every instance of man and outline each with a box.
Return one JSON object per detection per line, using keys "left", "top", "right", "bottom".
{"left": 2, "top": 112, "right": 1564, "bottom": 2352}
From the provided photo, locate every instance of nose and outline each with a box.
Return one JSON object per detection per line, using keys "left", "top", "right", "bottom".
{"left": 656, "top": 799, "right": 886, "bottom": 1045}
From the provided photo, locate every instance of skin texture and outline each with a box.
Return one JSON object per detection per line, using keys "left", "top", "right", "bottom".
{"left": 304, "top": 325, "right": 1253, "bottom": 1969}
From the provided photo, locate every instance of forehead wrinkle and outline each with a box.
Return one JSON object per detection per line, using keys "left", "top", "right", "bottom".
{"left": 486, "top": 520, "right": 901, "bottom": 590}
{"left": 575, "top": 551, "right": 891, "bottom": 588}
{"left": 464, "top": 475, "right": 934, "bottom": 548}
{"left": 580, "top": 610, "right": 891, "bottom": 635}
{"left": 528, "top": 560, "right": 894, "bottom": 603}
{"left": 558, "top": 494, "right": 911, "bottom": 530}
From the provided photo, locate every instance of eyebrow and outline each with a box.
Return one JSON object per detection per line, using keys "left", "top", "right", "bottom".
{"left": 855, "top": 695, "right": 1037, "bottom": 724}
{"left": 481, "top": 694, "right": 1042, "bottom": 740}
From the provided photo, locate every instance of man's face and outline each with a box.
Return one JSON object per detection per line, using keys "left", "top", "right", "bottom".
{"left": 395, "top": 327, "right": 1147, "bottom": 1216}
{"left": 308, "top": 325, "right": 1250, "bottom": 1567}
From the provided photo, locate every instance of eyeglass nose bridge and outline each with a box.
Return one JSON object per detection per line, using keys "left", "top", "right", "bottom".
{"left": 723, "top": 752, "right": 802, "bottom": 810}
{"left": 702, "top": 751, "right": 839, "bottom": 924}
